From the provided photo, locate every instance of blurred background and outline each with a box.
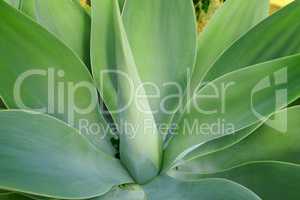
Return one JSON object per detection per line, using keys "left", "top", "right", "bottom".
{"left": 192, "top": 0, "right": 294, "bottom": 32}
{"left": 79, "top": 0, "right": 294, "bottom": 32}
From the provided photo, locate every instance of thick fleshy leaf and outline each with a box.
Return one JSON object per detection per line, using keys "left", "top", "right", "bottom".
{"left": 170, "top": 162, "right": 300, "bottom": 200}
{"left": 113, "top": 0, "right": 162, "bottom": 184}
{"left": 90, "top": 0, "right": 118, "bottom": 117}
{"left": 164, "top": 54, "right": 300, "bottom": 170}
{"left": 190, "top": 0, "right": 269, "bottom": 91}
{"left": 122, "top": 0, "right": 197, "bottom": 125}
{"left": 171, "top": 106, "right": 300, "bottom": 173}
{"left": 144, "top": 175, "right": 261, "bottom": 200}
{"left": 92, "top": 185, "right": 146, "bottom": 200}
{"left": 205, "top": 1, "right": 300, "bottom": 82}
{"left": 35, "top": 0, "right": 91, "bottom": 67}
{"left": 182, "top": 122, "right": 262, "bottom": 163}
{"left": 0, "top": 110, "right": 132, "bottom": 199}
{"left": 0, "top": 1, "right": 114, "bottom": 155}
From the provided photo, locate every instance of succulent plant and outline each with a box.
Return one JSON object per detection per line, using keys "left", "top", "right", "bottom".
{"left": 0, "top": 0, "right": 300, "bottom": 199}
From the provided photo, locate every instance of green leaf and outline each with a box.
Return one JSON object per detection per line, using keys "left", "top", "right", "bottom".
{"left": 92, "top": 185, "right": 146, "bottom": 200}
{"left": 0, "top": 193, "right": 33, "bottom": 200}
{"left": 205, "top": 1, "right": 300, "bottom": 82}
{"left": 35, "top": 0, "right": 91, "bottom": 67}
{"left": 144, "top": 175, "right": 261, "bottom": 200}
{"left": 91, "top": 0, "right": 162, "bottom": 184}
{"left": 190, "top": 0, "right": 269, "bottom": 91}
{"left": 118, "top": 0, "right": 125, "bottom": 11}
{"left": 182, "top": 122, "right": 262, "bottom": 163}
{"left": 112, "top": 0, "right": 162, "bottom": 184}
{"left": 164, "top": 54, "right": 300, "bottom": 170}
{"left": 170, "top": 162, "right": 300, "bottom": 200}
{"left": 91, "top": 0, "right": 197, "bottom": 126}
{"left": 0, "top": 1, "right": 114, "bottom": 155}
{"left": 171, "top": 106, "right": 300, "bottom": 173}
{"left": 0, "top": 110, "right": 132, "bottom": 199}
{"left": 90, "top": 0, "right": 119, "bottom": 118}
{"left": 19, "top": 0, "right": 36, "bottom": 19}
{"left": 2, "top": 0, "right": 20, "bottom": 8}
{"left": 122, "top": 0, "right": 197, "bottom": 125}
{"left": 3, "top": 0, "right": 36, "bottom": 19}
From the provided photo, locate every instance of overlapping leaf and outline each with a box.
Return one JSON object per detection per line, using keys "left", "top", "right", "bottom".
{"left": 205, "top": 1, "right": 300, "bottom": 82}
{"left": 90, "top": 0, "right": 119, "bottom": 117}
{"left": 0, "top": 110, "right": 132, "bottom": 199}
{"left": 164, "top": 54, "right": 300, "bottom": 170}
{"left": 181, "top": 122, "right": 262, "bottom": 163}
{"left": 122, "top": 0, "right": 197, "bottom": 126}
{"left": 113, "top": 0, "right": 162, "bottom": 184}
{"left": 170, "top": 106, "right": 300, "bottom": 173}
{"left": 0, "top": 0, "right": 113, "bottom": 154}
{"left": 171, "top": 162, "right": 300, "bottom": 200}
{"left": 190, "top": 0, "right": 269, "bottom": 91}
{"left": 144, "top": 176, "right": 261, "bottom": 200}
{"left": 35, "top": 0, "right": 91, "bottom": 67}
{"left": 93, "top": 185, "right": 146, "bottom": 200}
{"left": 91, "top": 0, "right": 162, "bottom": 184}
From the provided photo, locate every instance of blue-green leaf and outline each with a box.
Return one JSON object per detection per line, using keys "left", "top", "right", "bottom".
{"left": 144, "top": 175, "right": 261, "bottom": 200}
{"left": 190, "top": 0, "right": 269, "bottom": 91}
{"left": 0, "top": 0, "right": 113, "bottom": 154}
{"left": 205, "top": 1, "right": 300, "bottom": 82}
{"left": 0, "top": 110, "right": 132, "bottom": 199}
{"left": 35, "top": 0, "right": 91, "bottom": 67}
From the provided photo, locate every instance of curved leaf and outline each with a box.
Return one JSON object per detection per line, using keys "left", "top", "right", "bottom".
{"left": 113, "top": 0, "right": 162, "bottom": 184}
{"left": 90, "top": 0, "right": 118, "bottom": 117}
{"left": 92, "top": 185, "right": 146, "bottom": 200}
{"left": 190, "top": 0, "right": 269, "bottom": 91}
{"left": 170, "top": 162, "right": 300, "bottom": 200}
{"left": 205, "top": 1, "right": 300, "bottom": 82}
{"left": 182, "top": 122, "right": 262, "bottom": 163}
{"left": 0, "top": 1, "right": 114, "bottom": 155}
{"left": 35, "top": 0, "right": 91, "bottom": 67}
{"left": 122, "top": 0, "right": 197, "bottom": 125}
{"left": 91, "top": 0, "right": 162, "bottom": 184}
{"left": 164, "top": 54, "right": 300, "bottom": 170}
{"left": 0, "top": 110, "right": 132, "bottom": 199}
{"left": 144, "top": 175, "right": 261, "bottom": 200}
{"left": 172, "top": 106, "right": 300, "bottom": 173}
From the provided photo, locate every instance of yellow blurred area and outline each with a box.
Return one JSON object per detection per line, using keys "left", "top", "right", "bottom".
{"left": 79, "top": 0, "right": 294, "bottom": 12}
{"left": 79, "top": 0, "right": 89, "bottom": 7}
{"left": 270, "top": 0, "right": 294, "bottom": 13}
{"left": 79, "top": 0, "right": 294, "bottom": 32}
{"left": 271, "top": 0, "right": 294, "bottom": 7}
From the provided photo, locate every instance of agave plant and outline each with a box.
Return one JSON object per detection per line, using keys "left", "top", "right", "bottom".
{"left": 0, "top": 0, "right": 300, "bottom": 199}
